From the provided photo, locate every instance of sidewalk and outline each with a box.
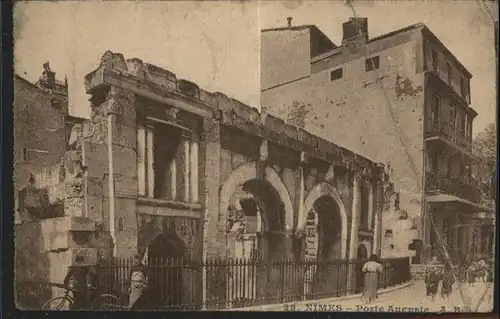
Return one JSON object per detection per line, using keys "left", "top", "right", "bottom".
{"left": 230, "top": 281, "right": 494, "bottom": 312}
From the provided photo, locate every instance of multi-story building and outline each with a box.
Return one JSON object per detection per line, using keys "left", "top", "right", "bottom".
{"left": 14, "top": 63, "right": 84, "bottom": 223}
{"left": 261, "top": 17, "right": 493, "bottom": 263}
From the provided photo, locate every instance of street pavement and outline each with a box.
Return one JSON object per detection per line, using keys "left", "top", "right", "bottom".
{"left": 251, "top": 281, "right": 494, "bottom": 313}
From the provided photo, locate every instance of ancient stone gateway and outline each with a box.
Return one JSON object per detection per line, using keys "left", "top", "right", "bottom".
{"left": 63, "top": 51, "right": 394, "bottom": 309}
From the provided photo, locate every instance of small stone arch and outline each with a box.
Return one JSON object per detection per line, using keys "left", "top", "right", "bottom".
{"left": 304, "top": 182, "right": 348, "bottom": 259}
{"left": 219, "top": 162, "right": 294, "bottom": 232}
{"left": 357, "top": 241, "right": 370, "bottom": 259}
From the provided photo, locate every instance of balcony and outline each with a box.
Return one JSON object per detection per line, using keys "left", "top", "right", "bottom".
{"left": 425, "top": 171, "right": 481, "bottom": 204}
{"left": 425, "top": 120, "right": 473, "bottom": 155}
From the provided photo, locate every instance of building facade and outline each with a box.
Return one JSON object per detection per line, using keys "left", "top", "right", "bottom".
{"left": 15, "top": 51, "right": 400, "bottom": 308}
{"left": 14, "top": 63, "right": 91, "bottom": 308}
{"left": 261, "top": 18, "right": 492, "bottom": 263}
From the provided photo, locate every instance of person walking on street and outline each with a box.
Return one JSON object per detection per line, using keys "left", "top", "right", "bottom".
{"left": 466, "top": 262, "right": 476, "bottom": 286}
{"left": 440, "top": 263, "right": 454, "bottom": 302}
{"left": 360, "top": 254, "right": 383, "bottom": 304}
{"left": 425, "top": 265, "right": 441, "bottom": 302}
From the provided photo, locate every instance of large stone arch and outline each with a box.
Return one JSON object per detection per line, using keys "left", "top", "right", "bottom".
{"left": 219, "top": 162, "right": 294, "bottom": 232}
{"left": 304, "top": 182, "right": 348, "bottom": 259}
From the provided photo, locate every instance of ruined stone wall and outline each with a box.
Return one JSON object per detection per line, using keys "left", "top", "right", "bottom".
{"left": 14, "top": 76, "right": 67, "bottom": 222}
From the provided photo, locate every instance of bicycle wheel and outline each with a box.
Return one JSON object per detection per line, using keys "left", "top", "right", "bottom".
{"left": 42, "top": 296, "right": 72, "bottom": 310}
{"left": 91, "top": 294, "right": 121, "bottom": 310}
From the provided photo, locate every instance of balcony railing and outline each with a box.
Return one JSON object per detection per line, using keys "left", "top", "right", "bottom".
{"left": 425, "top": 120, "right": 472, "bottom": 153}
{"left": 425, "top": 171, "right": 481, "bottom": 203}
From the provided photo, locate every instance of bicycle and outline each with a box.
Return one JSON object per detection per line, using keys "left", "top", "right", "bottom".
{"left": 41, "top": 288, "right": 122, "bottom": 310}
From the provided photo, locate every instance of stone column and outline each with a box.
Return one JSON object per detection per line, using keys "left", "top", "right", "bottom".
{"left": 297, "top": 151, "right": 307, "bottom": 230}
{"left": 105, "top": 86, "right": 139, "bottom": 258}
{"left": 372, "top": 181, "right": 383, "bottom": 256}
{"left": 190, "top": 135, "right": 199, "bottom": 203}
{"left": 170, "top": 160, "right": 177, "bottom": 200}
{"left": 201, "top": 113, "right": 221, "bottom": 307}
{"left": 347, "top": 173, "right": 362, "bottom": 293}
{"left": 349, "top": 174, "right": 362, "bottom": 259}
{"left": 183, "top": 139, "right": 190, "bottom": 202}
{"left": 146, "top": 125, "right": 155, "bottom": 198}
{"left": 136, "top": 124, "right": 146, "bottom": 197}
{"left": 368, "top": 183, "right": 374, "bottom": 231}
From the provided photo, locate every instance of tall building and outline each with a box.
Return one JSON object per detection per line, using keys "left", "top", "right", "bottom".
{"left": 261, "top": 18, "right": 492, "bottom": 263}
{"left": 14, "top": 63, "right": 84, "bottom": 223}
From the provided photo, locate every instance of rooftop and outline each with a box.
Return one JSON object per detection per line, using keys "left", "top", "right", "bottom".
{"left": 264, "top": 20, "right": 472, "bottom": 79}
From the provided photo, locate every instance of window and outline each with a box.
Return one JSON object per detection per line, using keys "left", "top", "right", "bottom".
{"left": 426, "top": 150, "right": 438, "bottom": 173}
{"left": 137, "top": 119, "right": 199, "bottom": 203}
{"left": 22, "top": 148, "right": 29, "bottom": 162}
{"left": 330, "top": 68, "right": 343, "bottom": 81}
{"left": 448, "top": 106, "right": 456, "bottom": 137}
{"left": 360, "top": 185, "right": 370, "bottom": 230}
{"left": 443, "top": 218, "right": 453, "bottom": 249}
{"left": 431, "top": 50, "right": 438, "bottom": 71}
{"left": 431, "top": 95, "right": 440, "bottom": 130}
{"left": 365, "top": 56, "right": 380, "bottom": 72}
{"left": 446, "top": 63, "right": 452, "bottom": 84}
{"left": 460, "top": 77, "right": 466, "bottom": 97}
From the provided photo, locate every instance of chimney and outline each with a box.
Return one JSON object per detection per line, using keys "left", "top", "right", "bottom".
{"left": 41, "top": 61, "right": 56, "bottom": 86}
{"left": 287, "top": 17, "right": 293, "bottom": 27}
{"left": 342, "top": 17, "right": 368, "bottom": 45}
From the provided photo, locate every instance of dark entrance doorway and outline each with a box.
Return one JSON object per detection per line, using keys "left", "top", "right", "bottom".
{"left": 146, "top": 231, "right": 188, "bottom": 309}
{"left": 310, "top": 195, "right": 343, "bottom": 298}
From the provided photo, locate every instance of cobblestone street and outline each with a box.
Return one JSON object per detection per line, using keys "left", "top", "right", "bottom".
{"left": 244, "top": 281, "right": 494, "bottom": 312}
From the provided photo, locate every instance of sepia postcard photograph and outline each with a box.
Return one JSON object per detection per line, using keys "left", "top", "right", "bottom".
{"left": 10, "top": 0, "right": 498, "bottom": 314}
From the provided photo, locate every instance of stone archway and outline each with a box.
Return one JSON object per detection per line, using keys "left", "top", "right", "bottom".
{"left": 357, "top": 243, "right": 368, "bottom": 260}
{"left": 219, "top": 162, "right": 294, "bottom": 234}
{"left": 145, "top": 231, "right": 188, "bottom": 308}
{"left": 219, "top": 162, "right": 294, "bottom": 304}
{"left": 303, "top": 182, "right": 348, "bottom": 259}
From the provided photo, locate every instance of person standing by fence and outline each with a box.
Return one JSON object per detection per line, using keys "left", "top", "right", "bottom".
{"left": 360, "top": 254, "right": 383, "bottom": 304}
{"left": 128, "top": 254, "right": 148, "bottom": 310}
{"left": 63, "top": 255, "right": 96, "bottom": 309}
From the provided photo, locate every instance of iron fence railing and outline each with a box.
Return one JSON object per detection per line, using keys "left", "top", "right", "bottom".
{"left": 425, "top": 171, "right": 481, "bottom": 203}
{"left": 426, "top": 120, "right": 472, "bottom": 152}
{"left": 94, "top": 256, "right": 411, "bottom": 310}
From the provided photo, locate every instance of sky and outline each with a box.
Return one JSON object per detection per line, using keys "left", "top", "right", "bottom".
{"left": 14, "top": 0, "right": 498, "bottom": 136}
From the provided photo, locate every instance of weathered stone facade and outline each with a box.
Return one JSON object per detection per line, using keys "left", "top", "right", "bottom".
{"left": 15, "top": 51, "right": 398, "bottom": 309}
{"left": 261, "top": 18, "right": 489, "bottom": 263}
{"left": 14, "top": 66, "right": 102, "bottom": 309}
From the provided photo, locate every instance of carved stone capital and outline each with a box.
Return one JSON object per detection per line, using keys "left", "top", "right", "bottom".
{"left": 353, "top": 173, "right": 363, "bottom": 184}
{"left": 105, "top": 86, "right": 135, "bottom": 116}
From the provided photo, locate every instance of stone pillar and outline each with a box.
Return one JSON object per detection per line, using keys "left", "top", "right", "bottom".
{"left": 190, "top": 135, "right": 199, "bottom": 203}
{"left": 146, "top": 125, "right": 155, "bottom": 198}
{"left": 347, "top": 173, "right": 362, "bottom": 293}
{"left": 368, "top": 183, "right": 374, "bottom": 231}
{"left": 137, "top": 124, "right": 146, "bottom": 197}
{"left": 201, "top": 114, "right": 221, "bottom": 307}
{"left": 349, "top": 174, "right": 362, "bottom": 259}
{"left": 372, "top": 181, "right": 383, "bottom": 256}
{"left": 104, "top": 86, "right": 138, "bottom": 258}
{"left": 170, "top": 160, "right": 177, "bottom": 200}
{"left": 297, "top": 151, "right": 307, "bottom": 230}
{"left": 183, "top": 139, "right": 190, "bottom": 202}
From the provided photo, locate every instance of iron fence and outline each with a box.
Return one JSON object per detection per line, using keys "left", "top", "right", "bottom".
{"left": 95, "top": 256, "right": 411, "bottom": 310}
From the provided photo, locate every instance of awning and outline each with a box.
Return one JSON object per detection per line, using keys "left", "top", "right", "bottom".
{"left": 426, "top": 194, "right": 494, "bottom": 212}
